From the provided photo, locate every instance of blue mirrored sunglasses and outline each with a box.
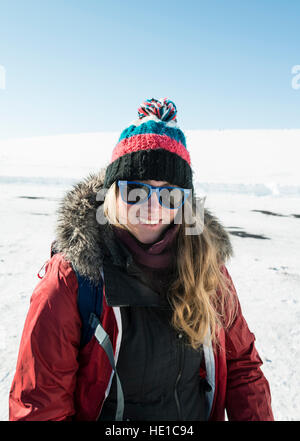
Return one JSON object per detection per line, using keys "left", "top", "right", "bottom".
{"left": 117, "top": 180, "right": 191, "bottom": 209}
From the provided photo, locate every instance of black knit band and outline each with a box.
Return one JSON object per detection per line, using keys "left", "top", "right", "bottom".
{"left": 103, "top": 149, "right": 193, "bottom": 192}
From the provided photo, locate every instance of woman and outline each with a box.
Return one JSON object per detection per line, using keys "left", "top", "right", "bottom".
{"left": 9, "top": 98, "right": 274, "bottom": 421}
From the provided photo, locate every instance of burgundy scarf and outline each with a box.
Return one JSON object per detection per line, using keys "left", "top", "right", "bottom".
{"left": 112, "top": 223, "right": 180, "bottom": 269}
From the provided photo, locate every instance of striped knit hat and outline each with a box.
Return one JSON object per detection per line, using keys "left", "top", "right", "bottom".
{"left": 103, "top": 98, "right": 193, "bottom": 192}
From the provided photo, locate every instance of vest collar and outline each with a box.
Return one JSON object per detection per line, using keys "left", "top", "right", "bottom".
{"left": 103, "top": 256, "right": 170, "bottom": 308}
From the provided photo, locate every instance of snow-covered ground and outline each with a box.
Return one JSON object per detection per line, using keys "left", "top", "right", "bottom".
{"left": 0, "top": 130, "right": 299, "bottom": 421}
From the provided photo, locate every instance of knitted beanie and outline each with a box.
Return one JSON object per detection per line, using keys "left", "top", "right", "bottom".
{"left": 103, "top": 98, "right": 193, "bottom": 192}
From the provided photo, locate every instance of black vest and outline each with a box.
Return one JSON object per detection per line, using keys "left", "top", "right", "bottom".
{"left": 98, "top": 252, "right": 206, "bottom": 421}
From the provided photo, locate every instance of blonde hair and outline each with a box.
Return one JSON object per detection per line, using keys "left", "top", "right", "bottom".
{"left": 103, "top": 182, "right": 238, "bottom": 349}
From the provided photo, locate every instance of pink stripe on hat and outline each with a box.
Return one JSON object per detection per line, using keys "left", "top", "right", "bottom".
{"left": 111, "top": 133, "right": 191, "bottom": 165}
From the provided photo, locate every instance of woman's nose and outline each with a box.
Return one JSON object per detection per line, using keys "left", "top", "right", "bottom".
{"left": 146, "top": 191, "right": 162, "bottom": 214}
{"left": 149, "top": 191, "right": 160, "bottom": 207}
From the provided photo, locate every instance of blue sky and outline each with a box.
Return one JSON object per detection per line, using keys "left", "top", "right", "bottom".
{"left": 0, "top": 0, "right": 300, "bottom": 139}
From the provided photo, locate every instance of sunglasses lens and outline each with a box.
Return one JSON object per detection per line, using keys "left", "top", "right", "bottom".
{"left": 122, "top": 183, "right": 149, "bottom": 204}
{"left": 159, "top": 188, "right": 186, "bottom": 209}
{"left": 119, "top": 181, "right": 190, "bottom": 208}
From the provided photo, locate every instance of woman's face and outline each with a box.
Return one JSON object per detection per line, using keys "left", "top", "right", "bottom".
{"left": 116, "top": 179, "right": 179, "bottom": 244}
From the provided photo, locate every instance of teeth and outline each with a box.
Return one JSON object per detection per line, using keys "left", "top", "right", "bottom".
{"left": 139, "top": 217, "right": 160, "bottom": 224}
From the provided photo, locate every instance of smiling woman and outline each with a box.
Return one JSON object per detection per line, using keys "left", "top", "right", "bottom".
{"left": 9, "top": 98, "right": 273, "bottom": 422}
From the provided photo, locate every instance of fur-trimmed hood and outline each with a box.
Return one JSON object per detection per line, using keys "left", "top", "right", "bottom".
{"left": 53, "top": 168, "right": 234, "bottom": 283}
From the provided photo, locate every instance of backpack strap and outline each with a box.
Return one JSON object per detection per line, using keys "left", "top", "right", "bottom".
{"left": 75, "top": 269, "right": 103, "bottom": 348}
{"left": 75, "top": 267, "right": 124, "bottom": 421}
{"left": 89, "top": 313, "right": 124, "bottom": 421}
{"left": 50, "top": 241, "right": 103, "bottom": 347}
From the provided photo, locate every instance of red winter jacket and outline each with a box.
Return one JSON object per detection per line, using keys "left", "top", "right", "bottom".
{"left": 9, "top": 171, "right": 274, "bottom": 421}
{"left": 9, "top": 253, "right": 273, "bottom": 421}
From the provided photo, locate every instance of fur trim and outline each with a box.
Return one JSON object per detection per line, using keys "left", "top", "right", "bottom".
{"left": 54, "top": 168, "right": 233, "bottom": 283}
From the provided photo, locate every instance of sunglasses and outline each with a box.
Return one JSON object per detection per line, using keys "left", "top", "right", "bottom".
{"left": 117, "top": 180, "right": 191, "bottom": 209}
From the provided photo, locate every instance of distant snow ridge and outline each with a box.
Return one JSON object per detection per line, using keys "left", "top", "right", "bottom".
{"left": 0, "top": 176, "right": 300, "bottom": 198}
{"left": 0, "top": 175, "right": 77, "bottom": 187}
{"left": 0, "top": 130, "right": 299, "bottom": 198}
{"left": 194, "top": 182, "right": 300, "bottom": 197}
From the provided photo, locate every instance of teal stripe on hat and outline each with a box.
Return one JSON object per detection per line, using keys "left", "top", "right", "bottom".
{"left": 118, "top": 120, "right": 186, "bottom": 148}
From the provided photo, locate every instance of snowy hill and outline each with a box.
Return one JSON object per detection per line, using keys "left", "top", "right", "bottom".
{"left": 0, "top": 129, "right": 299, "bottom": 195}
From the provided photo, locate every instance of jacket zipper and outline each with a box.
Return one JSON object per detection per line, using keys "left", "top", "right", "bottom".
{"left": 174, "top": 333, "right": 184, "bottom": 420}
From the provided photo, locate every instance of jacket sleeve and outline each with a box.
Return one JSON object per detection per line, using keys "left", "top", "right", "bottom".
{"left": 222, "top": 266, "right": 274, "bottom": 421}
{"left": 9, "top": 254, "right": 81, "bottom": 421}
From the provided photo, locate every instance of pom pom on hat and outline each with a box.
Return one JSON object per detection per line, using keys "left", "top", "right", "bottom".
{"left": 137, "top": 98, "right": 178, "bottom": 123}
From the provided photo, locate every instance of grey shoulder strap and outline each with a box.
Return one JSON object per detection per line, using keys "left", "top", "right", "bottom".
{"left": 89, "top": 313, "right": 124, "bottom": 421}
